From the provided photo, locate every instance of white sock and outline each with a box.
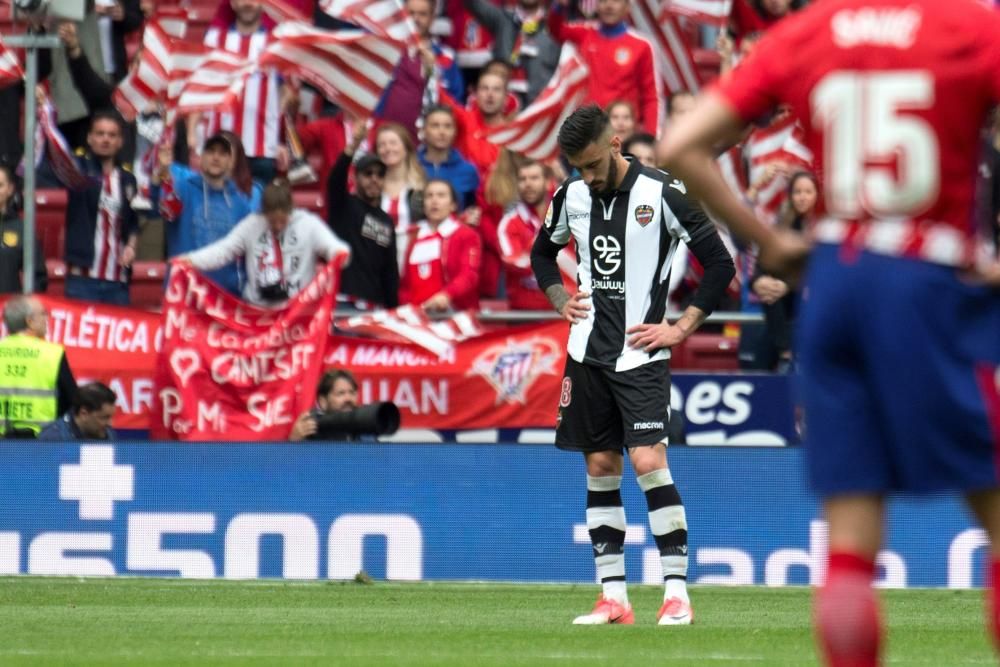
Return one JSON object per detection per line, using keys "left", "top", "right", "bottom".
{"left": 665, "top": 578, "right": 689, "bottom": 603}
{"left": 604, "top": 580, "right": 628, "bottom": 606}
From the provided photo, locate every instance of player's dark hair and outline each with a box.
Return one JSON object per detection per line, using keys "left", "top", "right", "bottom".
{"left": 557, "top": 104, "right": 610, "bottom": 158}
{"left": 622, "top": 132, "right": 655, "bottom": 155}
{"left": 89, "top": 109, "right": 126, "bottom": 133}
{"left": 317, "top": 369, "right": 358, "bottom": 398}
{"left": 73, "top": 382, "right": 117, "bottom": 414}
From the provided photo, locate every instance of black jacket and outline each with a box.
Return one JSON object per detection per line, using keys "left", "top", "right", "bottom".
{"left": 327, "top": 153, "right": 399, "bottom": 308}
{"left": 108, "top": 0, "right": 144, "bottom": 82}
{"left": 0, "top": 209, "right": 49, "bottom": 295}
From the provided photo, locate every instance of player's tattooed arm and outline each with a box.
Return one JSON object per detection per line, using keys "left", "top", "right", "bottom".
{"left": 545, "top": 284, "right": 571, "bottom": 313}
{"left": 546, "top": 285, "right": 591, "bottom": 324}
{"left": 670, "top": 306, "right": 708, "bottom": 337}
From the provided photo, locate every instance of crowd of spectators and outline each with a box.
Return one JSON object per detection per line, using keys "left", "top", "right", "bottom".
{"left": 2, "top": 0, "right": 999, "bottom": 374}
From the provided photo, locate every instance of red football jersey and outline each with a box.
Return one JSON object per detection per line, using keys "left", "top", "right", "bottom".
{"left": 712, "top": 0, "right": 1000, "bottom": 267}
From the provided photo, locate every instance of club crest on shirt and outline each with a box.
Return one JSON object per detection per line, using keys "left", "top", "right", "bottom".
{"left": 2, "top": 231, "right": 18, "bottom": 247}
{"left": 615, "top": 47, "right": 630, "bottom": 65}
{"left": 634, "top": 204, "right": 654, "bottom": 227}
{"left": 467, "top": 336, "right": 560, "bottom": 404}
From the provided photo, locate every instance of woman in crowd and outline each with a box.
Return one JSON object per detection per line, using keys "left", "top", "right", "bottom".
{"left": 399, "top": 179, "right": 482, "bottom": 312}
{"left": 376, "top": 122, "right": 426, "bottom": 271}
{"left": 750, "top": 170, "right": 818, "bottom": 372}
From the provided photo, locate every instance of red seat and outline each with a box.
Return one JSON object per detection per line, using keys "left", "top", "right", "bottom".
{"left": 45, "top": 259, "right": 66, "bottom": 298}
{"left": 293, "top": 189, "right": 324, "bottom": 216}
{"left": 131, "top": 261, "right": 167, "bottom": 311}
{"left": 671, "top": 333, "right": 740, "bottom": 371}
{"left": 34, "top": 188, "right": 67, "bottom": 261}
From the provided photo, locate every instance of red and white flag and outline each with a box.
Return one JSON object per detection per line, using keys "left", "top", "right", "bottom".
{"left": 151, "top": 7, "right": 189, "bottom": 38}
{"left": 38, "top": 100, "right": 90, "bottom": 191}
{"left": 259, "top": 22, "right": 405, "bottom": 119}
{"left": 631, "top": 0, "right": 701, "bottom": 94}
{"left": 175, "top": 48, "right": 255, "bottom": 115}
{"left": 336, "top": 305, "right": 485, "bottom": 357}
{"left": 663, "top": 0, "right": 733, "bottom": 26}
{"left": 261, "top": 0, "right": 310, "bottom": 22}
{"left": 746, "top": 116, "right": 814, "bottom": 220}
{"left": 317, "top": 0, "right": 418, "bottom": 45}
{"left": 747, "top": 116, "right": 812, "bottom": 171}
{"left": 113, "top": 22, "right": 209, "bottom": 121}
{"left": 485, "top": 45, "right": 589, "bottom": 162}
{"left": 0, "top": 37, "right": 23, "bottom": 90}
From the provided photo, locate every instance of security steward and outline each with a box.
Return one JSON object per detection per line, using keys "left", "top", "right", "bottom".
{"left": 0, "top": 296, "right": 77, "bottom": 438}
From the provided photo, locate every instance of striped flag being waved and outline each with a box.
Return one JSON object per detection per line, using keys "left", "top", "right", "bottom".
{"left": 631, "top": 0, "right": 701, "bottom": 94}
{"left": 113, "top": 20, "right": 209, "bottom": 121}
{"left": 175, "top": 48, "right": 255, "bottom": 115}
{"left": 485, "top": 45, "right": 589, "bottom": 162}
{"left": 0, "top": 37, "right": 24, "bottom": 89}
{"left": 258, "top": 21, "right": 405, "bottom": 119}
{"left": 316, "top": 0, "right": 418, "bottom": 45}
{"left": 336, "top": 306, "right": 485, "bottom": 357}
{"left": 663, "top": 0, "right": 733, "bottom": 27}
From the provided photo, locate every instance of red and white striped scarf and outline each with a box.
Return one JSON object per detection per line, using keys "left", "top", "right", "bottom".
{"left": 90, "top": 171, "right": 127, "bottom": 282}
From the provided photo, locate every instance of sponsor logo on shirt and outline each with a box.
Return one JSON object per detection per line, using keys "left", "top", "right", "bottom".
{"left": 590, "top": 278, "right": 625, "bottom": 294}
{"left": 592, "top": 235, "right": 621, "bottom": 275}
{"left": 634, "top": 204, "right": 654, "bottom": 227}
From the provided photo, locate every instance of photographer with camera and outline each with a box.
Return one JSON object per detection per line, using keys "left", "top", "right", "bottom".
{"left": 289, "top": 369, "right": 400, "bottom": 442}
{"left": 178, "top": 179, "right": 349, "bottom": 307}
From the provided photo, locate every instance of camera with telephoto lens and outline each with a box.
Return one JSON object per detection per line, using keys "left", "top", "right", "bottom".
{"left": 314, "top": 402, "right": 401, "bottom": 439}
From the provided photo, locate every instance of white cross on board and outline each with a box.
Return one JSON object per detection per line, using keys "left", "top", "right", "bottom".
{"left": 59, "top": 446, "right": 134, "bottom": 520}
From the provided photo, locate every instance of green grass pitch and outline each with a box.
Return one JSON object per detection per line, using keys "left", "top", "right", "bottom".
{"left": 0, "top": 578, "right": 993, "bottom": 666}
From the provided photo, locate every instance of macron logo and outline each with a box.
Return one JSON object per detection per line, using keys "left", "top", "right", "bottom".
{"left": 633, "top": 421, "right": 665, "bottom": 430}
{"left": 831, "top": 7, "right": 921, "bottom": 49}
{"left": 59, "top": 446, "right": 134, "bottom": 520}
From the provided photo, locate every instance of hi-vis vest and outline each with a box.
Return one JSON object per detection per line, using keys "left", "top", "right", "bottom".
{"left": 0, "top": 333, "right": 62, "bottom": 435}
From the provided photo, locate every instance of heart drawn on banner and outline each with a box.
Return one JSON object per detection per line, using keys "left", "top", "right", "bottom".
{"left": 170, "top": 348, "right": 201, "bottom": 388}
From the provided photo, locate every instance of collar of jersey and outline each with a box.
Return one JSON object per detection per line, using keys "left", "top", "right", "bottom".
{"left": 610, "top": 157, "right": 641, "bottom": 193}
{"left": 599, "top": 22, "right": 627, "bottom": 38}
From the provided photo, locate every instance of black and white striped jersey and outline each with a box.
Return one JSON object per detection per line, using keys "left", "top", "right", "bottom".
{"left": 535, "top": 159, "right": 723, "bottom": 372}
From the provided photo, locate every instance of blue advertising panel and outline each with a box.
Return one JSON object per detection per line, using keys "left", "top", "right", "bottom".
{"left": 0, "top": 442, "right": 982, "bottom": 588}
{"left": 671, "top": 372, "right": 796, "bottom": 446}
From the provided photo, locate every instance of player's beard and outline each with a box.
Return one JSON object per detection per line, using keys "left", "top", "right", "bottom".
{"left": 588, "top": 154, "right": 618, "bottom": 197}
{"left": 600, "top": 154, "right": 618, "bottom": 197}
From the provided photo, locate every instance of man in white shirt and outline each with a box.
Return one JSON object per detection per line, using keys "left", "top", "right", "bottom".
{"left": 181, "top": 179, "right": 350, "bottom": 307}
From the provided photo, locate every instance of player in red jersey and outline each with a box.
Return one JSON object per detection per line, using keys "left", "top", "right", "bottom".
{"left": 659, "top": 1, "right": 1000, "bottom": 665}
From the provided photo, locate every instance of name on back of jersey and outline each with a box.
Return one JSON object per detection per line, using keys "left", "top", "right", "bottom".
{"left": 831, "top": 6, "right": 921, "bottom": 49}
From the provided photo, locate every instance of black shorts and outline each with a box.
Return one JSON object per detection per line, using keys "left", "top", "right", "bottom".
{"left": 554, "top": 357, "right": 671, "bottom": 452}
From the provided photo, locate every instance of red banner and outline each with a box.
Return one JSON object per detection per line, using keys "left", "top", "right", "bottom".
{"left": 0, "top": 292, "right": 569, "bottom": 436}
{"left": 149, "top": 262, "right": 340, "bottom": 440}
